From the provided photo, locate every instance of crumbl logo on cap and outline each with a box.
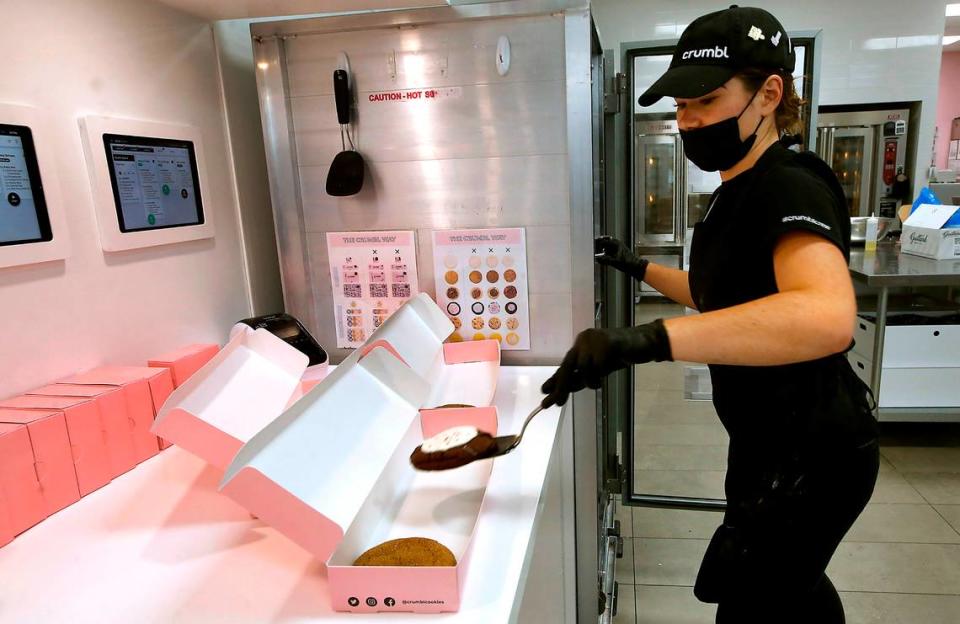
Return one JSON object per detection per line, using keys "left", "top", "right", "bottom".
{"left": 681, "top": 46, "right": 729, "bottom": 60}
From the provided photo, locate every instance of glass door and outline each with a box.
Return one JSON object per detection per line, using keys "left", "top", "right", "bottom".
{"left": 619, "top": 33, "right": 822, "bottom": 512}
{"left": 829, "top": 127, "right": 874, "bottom": 217}
{"left": 634, "top": 134, "right": 680, "bottom": 244}
{"left": 624, "top": 44, "right": 726, "bottom": 512}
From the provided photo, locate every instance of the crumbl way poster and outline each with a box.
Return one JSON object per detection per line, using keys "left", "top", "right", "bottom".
{"left": 432, "top": 228, "right": 530, "bottom": 350}
{"left": 327, "top": 230, "right": 419, "bottom": 349}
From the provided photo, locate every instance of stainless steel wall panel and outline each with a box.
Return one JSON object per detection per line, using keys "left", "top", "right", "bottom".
{"left": 289, "top": 81, "right": 567, "bottom": 165}
{"left": 254, "top": 3, "right": 596, "bottom": 618}
{"left": 298, "top": 155, "right": 570, "bottom": 232}
{"left": 284, "top": 16, "right": 566, "bottom": 98}
{"left": 526, "top": 293, "right": 575, "bottom": 357}
{"left": 251, "top": 37, "right": 317, "bottom": 332}
{"left": 525, "top": 225, "right": 573, "bottom": 294}
{"left": 269, "top": 11, "right": 575, "bottom": 366}
{"left": 563, "top": 9, "right": 599, "bottom": 624}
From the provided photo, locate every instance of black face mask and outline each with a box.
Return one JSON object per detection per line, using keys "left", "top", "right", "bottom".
{"left": 679, "top": 89, "right": 764, "bottom": 172}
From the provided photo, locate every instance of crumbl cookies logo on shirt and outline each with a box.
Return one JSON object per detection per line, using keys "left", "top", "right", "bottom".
{"left": 782, "top": 215, "right": 831, "bottom": 230}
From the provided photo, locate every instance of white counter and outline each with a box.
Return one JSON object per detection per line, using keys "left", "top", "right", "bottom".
{"left": 0, "top": 367, "right": 566, "bottom": 624}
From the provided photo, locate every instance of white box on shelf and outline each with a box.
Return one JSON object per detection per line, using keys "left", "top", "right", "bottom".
{"left": 900, "top": 204, "right": 960, "bottom": 260}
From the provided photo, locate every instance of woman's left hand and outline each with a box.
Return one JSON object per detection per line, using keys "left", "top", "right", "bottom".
{"left": 541, "top": 321, "right": 672, "bottom": 408}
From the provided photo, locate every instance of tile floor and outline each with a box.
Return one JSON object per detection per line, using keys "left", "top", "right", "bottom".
{"left": 613, "top": 304, "right": 960, "bottom": 623}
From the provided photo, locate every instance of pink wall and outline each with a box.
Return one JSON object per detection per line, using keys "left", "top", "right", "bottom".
{"left": 935, "top": 52, "right": 960, "bottom": 169}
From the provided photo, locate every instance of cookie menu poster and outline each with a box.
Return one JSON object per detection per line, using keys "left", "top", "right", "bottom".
{"left": 326, "top": 230, "right": 419, "bottom": 349}
{"left": 432, "top": 227, "right": 530, "bottom": 350}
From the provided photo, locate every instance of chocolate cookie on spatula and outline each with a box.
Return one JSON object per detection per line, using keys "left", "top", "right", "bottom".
{"left": 409, "top": 426, "right": 497, "bottom": 471}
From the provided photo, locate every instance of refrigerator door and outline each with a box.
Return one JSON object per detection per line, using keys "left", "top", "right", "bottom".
{"left": 827, "top": 127, "right": 875, "bottom": 217}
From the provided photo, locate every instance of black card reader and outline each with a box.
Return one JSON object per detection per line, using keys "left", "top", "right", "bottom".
{"left": 236, "top": 313, "right": 328, "bottom": 366}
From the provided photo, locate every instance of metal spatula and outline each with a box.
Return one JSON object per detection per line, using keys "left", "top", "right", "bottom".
{"left": 482, "top": 404, "right": 544, "bottom": 459}
{"left": 410, "top": 404, "right": 545, "bottom": 471}
{"left": 325, "top": 68, "right": 365, "bottom": 196}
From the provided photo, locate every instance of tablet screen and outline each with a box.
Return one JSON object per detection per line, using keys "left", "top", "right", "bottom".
{"left": 103, "top": 134, "right": 204, "bottom": 232}
{"left": 0, "top": 124, "right": 52, "bottom": 247}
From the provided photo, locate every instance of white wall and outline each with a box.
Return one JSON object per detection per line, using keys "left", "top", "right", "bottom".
{"left": 593, "top": 0, "right": 948, "bottom": 190}
{"left": 0, "top": 0, "right": 252, "bottom": 398}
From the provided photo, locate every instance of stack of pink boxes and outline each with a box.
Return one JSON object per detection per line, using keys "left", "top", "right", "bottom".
{"left": 0, "top": 343, "right": 219, "bottom": 547}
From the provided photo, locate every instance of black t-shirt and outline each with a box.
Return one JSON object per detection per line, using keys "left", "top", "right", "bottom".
{"left": 688, "top": 141, "right": 875, "bottom": 450}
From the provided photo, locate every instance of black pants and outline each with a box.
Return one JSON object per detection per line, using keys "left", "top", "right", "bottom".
{"left": 696, "top": 439, "right": 879, "bottom": 624}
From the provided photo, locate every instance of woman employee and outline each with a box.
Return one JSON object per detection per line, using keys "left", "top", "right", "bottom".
{"left": 541, "top": 6, "right": 878, "bottom": 623}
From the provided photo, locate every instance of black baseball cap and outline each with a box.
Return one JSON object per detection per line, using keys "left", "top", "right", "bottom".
{"left": 638, "top": 5, "right": 796, "bottom": 107}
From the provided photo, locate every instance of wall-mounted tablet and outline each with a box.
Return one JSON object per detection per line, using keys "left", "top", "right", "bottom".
{"left": 103, "top": 134, "right": 204, "bottom": 233}
{"left": 0, "top": 104, "right": 70, "bottom": 269}
{"left": 0, "top": 124, "right": 53, "bottom": 246}
{"left": 81, "top": 116, "right": 214, "bottom": 252}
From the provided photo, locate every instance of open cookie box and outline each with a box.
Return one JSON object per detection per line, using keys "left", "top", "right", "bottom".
{"left": 360, "top": 293, "right": 501, "bottom": 408}
{"left": 150, "top": 326, "right": 310, "bottom": 470}
{"left": 220, "top": 343, "right": 501, "bottom": 613}
{"left": 152, "top": 294, "right": 499, "bottom": 472}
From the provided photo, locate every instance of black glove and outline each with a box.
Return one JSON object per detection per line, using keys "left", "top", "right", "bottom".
{"left": 595, "top": 236, "right": 649, "bottom": 282}
{"left": 541, "top": 320, "right": 672, "bottom": 408}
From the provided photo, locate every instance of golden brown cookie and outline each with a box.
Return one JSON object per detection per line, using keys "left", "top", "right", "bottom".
{"left": 354, "top": 537, "right": 457, "bottom": 567}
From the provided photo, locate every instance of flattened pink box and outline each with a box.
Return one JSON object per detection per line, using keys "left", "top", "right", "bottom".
{"left": 0, "top": 395, "right": 112, "bottom": 496}
{"left": 59, "top": 366, "right": 175, "bottom": 463}
{"left": 26, "top": 385, "right": 137, "bottom": 478}
{"left": 148, "top": 343, "right": 219, "bottom": 387}
{"left": 0, "top": 422, "right": 46, "bottom": 537}
{"left": 151, "top": 327, "right": 308, "bottom": 471}
{"left": 0, "top": 408, "right": 80, "bottom": 516}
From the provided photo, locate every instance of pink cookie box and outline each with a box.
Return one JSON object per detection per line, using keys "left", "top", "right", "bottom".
{"left": 0, "top": 422, "right": 46, "bottom": 537}
{"left": 0, "top": 408, "right": 80, "bottom": 517}
{"left": 360, "top": 293, "right": 501, "bottom": 408}
{"left": 151, "top": 327, "right": 308, "bottom": 471}
{"left": 74, "top": 366, "right": 174, "bottom": 449}
{"left": 147, "top": 343, "right": 219, "bottom": 388}
{"left": 0, "top": 488, "right": 14, "bottom": 547}
{"left": 219, "top": 333, "right": 501, "bottom": 613}
{"left": 59, "top": 366, "right": 174, "bottom": 462}
{"left": 325, "top": 405, "right": 498, "bottom": 613}
{"left": 0, "top": 395, "right": 112, "bottom": 496}
{"left": 27, "top": 384, "right": 138, "bottom": 477}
